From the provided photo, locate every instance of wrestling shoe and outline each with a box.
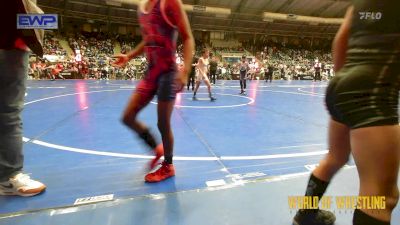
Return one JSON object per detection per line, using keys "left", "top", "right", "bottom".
{"left": 293, "top": 209, "right": 336, "bottom": 225}
{"left": 145, "top": 161, "right": 175, "bottom": 183}
{"left": 149, "top": 144, "right": 164, "bottom": 170}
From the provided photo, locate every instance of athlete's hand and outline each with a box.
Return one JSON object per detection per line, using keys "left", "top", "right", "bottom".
{"left": 175, "top": 70, "right": 188, "bottom": 92}
{"left": 112, "top": 54, "right": 129, "bottom": 67}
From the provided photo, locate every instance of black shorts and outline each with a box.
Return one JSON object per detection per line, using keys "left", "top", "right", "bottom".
{"left": 240, "top": 71, "right": 246, "bottom": 80}
{"left": 325, "top": 65, "right": 400, "bottom": 129}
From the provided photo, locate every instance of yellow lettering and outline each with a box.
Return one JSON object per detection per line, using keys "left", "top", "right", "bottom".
{"left": 321, "top": 196, "right": 332, "bottom": 209}
{"left": 381, "top": 196, "right": 386, "bottom": 209}
{"left": 304, "top": 196, "right": 310, "bottom": 209}
{"left": 336, "top": 196, "right": 345, "bottom": 209}
{"left": 350, "top": 196, "right": 359, "bottom": 209}
{"left": 312, "top": 196, "right": 319, "bottom": 209}
{"left": 288, "top": 196, "right": 297, "bottom": 209}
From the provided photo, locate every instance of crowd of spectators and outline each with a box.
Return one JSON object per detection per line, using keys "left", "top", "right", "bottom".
{"left": 68, "top": 32, "right": 114, "bottom": 57}
{"left": 208, "top": 44, "right": 333, "bottom": 81}
{"left": 43, "top": 33, "right": 67, "bottom": 56}
{"left": 212, "top": 46, "right": 245, "bottom": 53}
{"left": 31, "top": 31, "right": 334, "bottom": 81}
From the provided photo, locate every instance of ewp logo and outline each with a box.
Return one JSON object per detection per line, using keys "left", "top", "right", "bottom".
{"left": 17, "top": 14, "right": 58, "bottom": 29}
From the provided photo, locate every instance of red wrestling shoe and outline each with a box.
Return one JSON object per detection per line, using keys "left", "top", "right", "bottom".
{"left": 149, "top": 144, "right": 164, "bottom": 170}
{"left": 145, "top": 161, "right": 175, "bottom": 183}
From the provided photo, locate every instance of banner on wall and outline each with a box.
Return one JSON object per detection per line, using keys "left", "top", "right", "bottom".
{"left": 43, "top": 55, "right": 64, "bottom": 62}
{"left": 75, "top": 50, "right": 82, "bottom": 62}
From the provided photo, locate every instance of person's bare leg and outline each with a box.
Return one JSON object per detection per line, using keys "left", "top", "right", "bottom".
{"left": 143, "top": 99, "right": 176, "bottom": 183}
{"left": 121, "top": 92, "right": 153, "bottom": 133}
{"left": 204, "top": 79, "right": 215, "bottom": 100}
{"left": 294, "top": 119, "right": 351, "bottom": 225}
{"left": 193, "top": 81, "right": 200, "bottom": 99}
{"left": 351, "top": 125, "right": 400, "bottom": 223}
{"left": 204, "top": 79, "right": 212, "bottom": 95}
{"left": 313, "top": 119, "right": 352, "bottom": 181}
{"left": 122, "top": 89, "right": 164, "bottom": 170}
{"left": 157, "top": 100, "right": 175, "bottom": 163}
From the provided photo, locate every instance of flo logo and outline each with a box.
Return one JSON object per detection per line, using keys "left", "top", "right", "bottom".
{"left": 359, "top": 12, "right": 382, "bottom": 20}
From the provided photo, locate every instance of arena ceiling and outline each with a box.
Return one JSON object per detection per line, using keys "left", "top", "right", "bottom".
{"left": 38, "top": 0, "right": 352, "bottom": 38}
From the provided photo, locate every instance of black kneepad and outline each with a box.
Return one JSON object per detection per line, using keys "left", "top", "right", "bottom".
{"left": 139, "top": 130, "right": 157, "bottom": 149}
